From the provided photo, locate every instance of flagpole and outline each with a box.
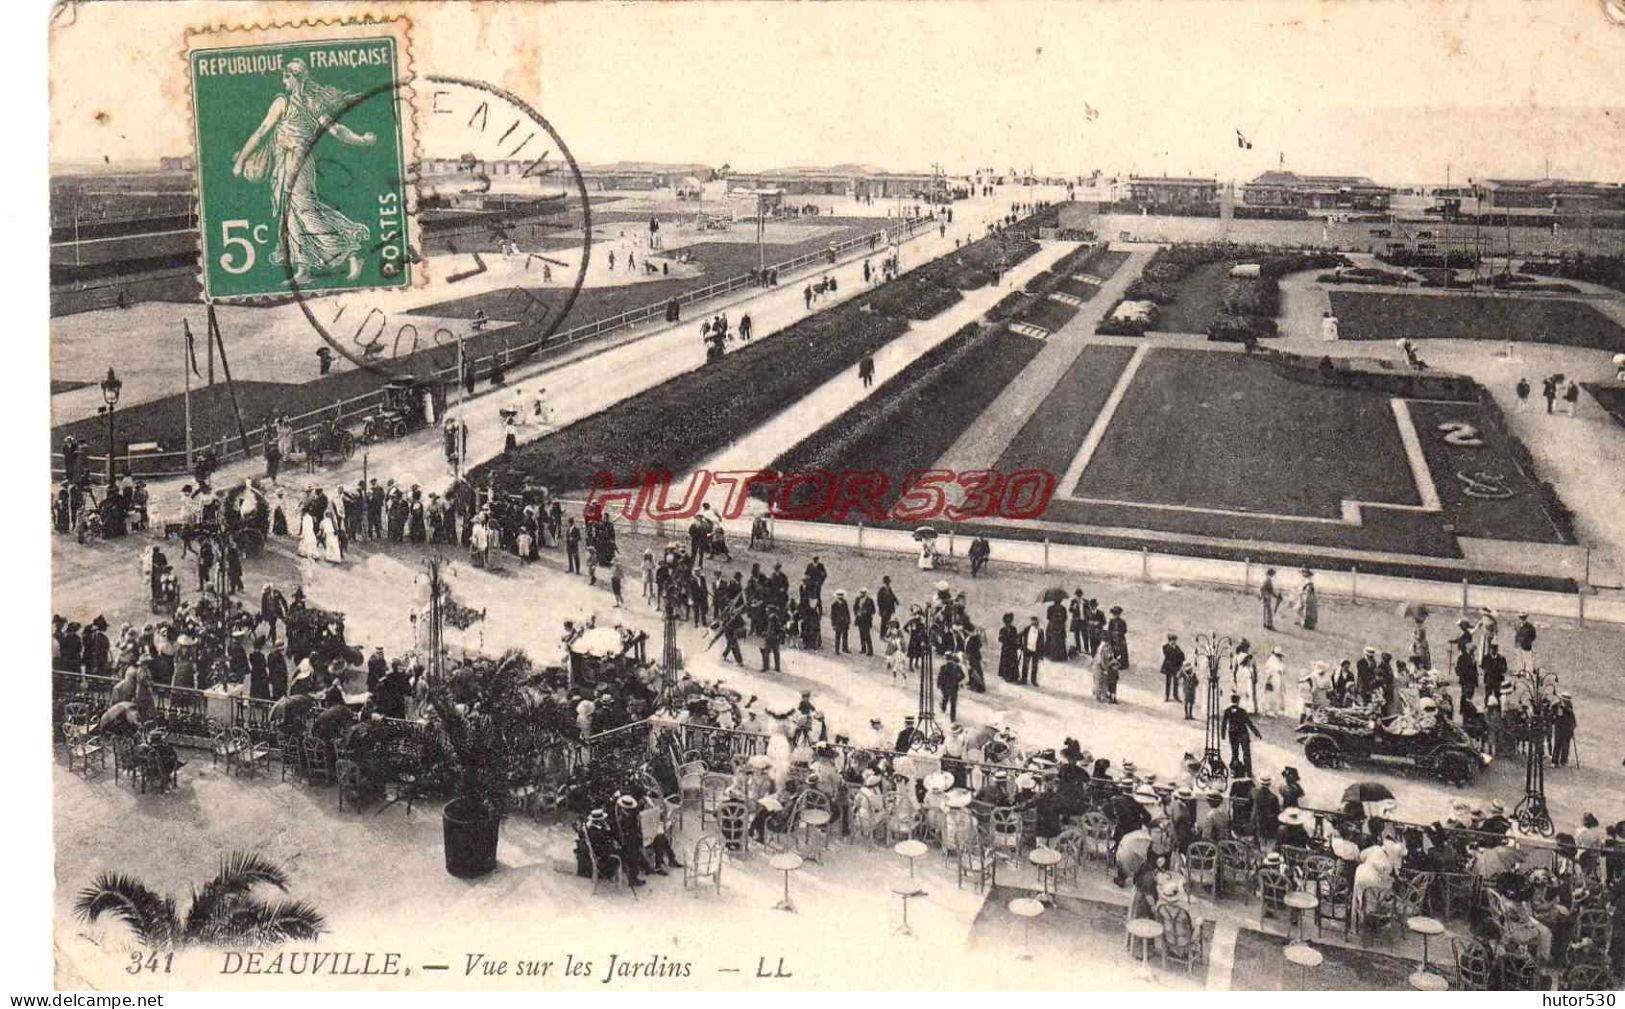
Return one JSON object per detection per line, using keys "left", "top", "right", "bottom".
{"left": 184, "top": 321, "right": 194, "bottom": 469}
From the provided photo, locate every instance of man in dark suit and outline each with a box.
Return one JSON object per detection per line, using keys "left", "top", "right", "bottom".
{"left": 260, "top": 583, "right": 287, "bottom": 644}
{"left": 876, "top": 576, "right": 898, "bottom": 632}
{"left": 854, "top": 589, "right": 877, "bottom": 655}
{"left": 1020, "top": 616, "right": 1043, "bottom": 686}
{"left": 565, "top": 518, "right": 582, "bottom": 573}
{"left": 804, "top": 556, "right": 828, "bottom": 602}
{"left": 894, "top": 716, "right": 918, "bottom": 754}
{"left": 760, "top": 605, "right": 784, "bottom": 673}
{"left": 829, "top": 591, "right": 852, "bottom": 654}
{"left": 937, "top": 653, "right": 965, "bottom": 721}
{"left": 366, "top": 479, "right": 385, "bottom": 539}
{"left": 1221, "top": 694, "right": 1263, "bottom": 774}
{"left": 1158, "top": 632, "right": 1186, "bottom": 702}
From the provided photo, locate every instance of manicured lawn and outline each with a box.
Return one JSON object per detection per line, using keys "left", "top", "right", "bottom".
{"left": 769, "top": 325, "right": 1043, "bottom": 510}
{"left": 1055, "top": 276, "right": 1102, "bottom": 301}
{"left": 470, "top": 301, "right": 909, "bottom": 495}
{"left": 1018, "top": 296, "right": 1081, "bottom": 333}
{"left": 1329, "top": 290, "right": 1625, "bottom": 352}
{"left": 994, "top": 344, "right": 1137, "bottom": 474}
{"left": 1152, "top": 260, "right": 1233, "bottom": 333}
{"left": 1405, "top": 399, "right": 1571, "bottom": 543}
{"left": 1078, "top": 349, "right": 1421, "bottom": 517}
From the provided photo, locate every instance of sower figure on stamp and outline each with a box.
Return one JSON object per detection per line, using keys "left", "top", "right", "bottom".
{"left": 232, "top": 60, "right": 376, "bottom": 284}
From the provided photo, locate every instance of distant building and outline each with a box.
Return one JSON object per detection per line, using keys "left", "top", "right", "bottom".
{"left": 1477, "top": 178, "right": 1625, "bottom": 212}
{"left": 158, "top": 156, "right": 195, "bottom": 172}
{"left": 1125, "top": 176, "right": 1219, "bottom": 206}
{"left": 725, "top": 165, "right": 946, "bottom": 200}
{"left": 1243, "top": 171, "right": 1393, "bottom": 210}
{"left": 576, "top": 161, "right": 715, "bottom": 191}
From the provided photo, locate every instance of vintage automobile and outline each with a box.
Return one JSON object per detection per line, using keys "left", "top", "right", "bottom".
{"left": 361, "top": 379, "right": 444, "bottom": 444}
{"left": 1296, "top": 703, "right": 1488, "bottom": 785}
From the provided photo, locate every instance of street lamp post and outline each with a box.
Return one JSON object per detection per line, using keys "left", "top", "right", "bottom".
{"left": 1514, "top": 665, "right": 1558, "bottom": 837}
{"left": 99, "top": 366, "right": 122, "bottom": 486}
{"left": 1193, "top": 631, "right": 1234, "bottom": 788}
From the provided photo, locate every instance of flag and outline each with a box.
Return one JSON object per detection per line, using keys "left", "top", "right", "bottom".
{"left": 1083, "top": 103, "right": 1099, "bottom": 122}
{"left": 1236, "top": 130, "right": 1253, "bottom": 150}
{"left": 183, "top": 318, "right": 201, "bottom": 377}
{"left": 1279, "top": 151, "right": 1285, "bottom": 169}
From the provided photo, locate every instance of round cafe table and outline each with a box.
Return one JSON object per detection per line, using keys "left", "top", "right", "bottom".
{"left": 1283, "top": 890, "right": 1320, "bottom": 942}
{"left": 1029, "top": 846, "right": 1063, "bottom": 904}
{"left": 1008, "top": 897, "right": 1045, "bottom": 960}
{"left": 798, "top": 806, "right": 832, "bottom": 861}
{"left": 1126, "top": 918, "right": 1164, "bottom": 965}
{"left": 1283, "top": 942, "right": 1323, "bottom": 989}
{"left": 894, "top": 839, "right": 928, "bottom": 878}
{"left": 769, "top": 852, "right": 803, "bottom": 913}
{"left": 1406, "top": 915, "right": 1448, "bottom": 989}
{"left": 890, "top": 878, "right": 927, "bottom": 937}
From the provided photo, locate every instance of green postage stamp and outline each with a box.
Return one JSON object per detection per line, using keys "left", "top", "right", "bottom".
{"left": 186, "top": 18, "right": 418, "bottom": 300}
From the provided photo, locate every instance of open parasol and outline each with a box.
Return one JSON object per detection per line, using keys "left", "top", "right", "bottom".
{"left": 1341, "top": 781, "right": 1395, "bottom": 805}
{"left": 1397, "top": 601, "right": 1431, "bottom": 621}
{"left": 913, "top": 526, "right": 938, "bottom": 541}
{"left": 1037, "top": 587, "right": 1068, "bottom": 604}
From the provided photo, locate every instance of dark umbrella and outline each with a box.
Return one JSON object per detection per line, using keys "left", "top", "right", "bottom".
{"left": 1037, "top": 588, "right": 1068, "bottom": 604}
{"left": 913, "top": 526, "right": 938, "bottom": 542}
{"left": 1341, "top": 782, "right": 1395, "bottom": 805}
{"left": 1397, "top": 601, "right": 1430, "bottom": 621}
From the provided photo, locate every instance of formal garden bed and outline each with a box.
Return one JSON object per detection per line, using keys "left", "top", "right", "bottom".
{"left": 470, "top": 208, "right": 1067, "bottom": 494}
{"left": 1017, "top": 296, "right": 1081, "bottom": 333}
{"left": 765, "top": 321, "right": 1043, "bottom": 512}
{"left": 1098, "top": 243, "right": 1344, "bottom": 338}
{"left": 1520, "top": 252, "right": 1625, "bottom": 294}
{"left": 471, "top": 300, "right": 912, "bottom": 494}
{"left": 1327, "top": 290, "right": 1625, "bottom": 353}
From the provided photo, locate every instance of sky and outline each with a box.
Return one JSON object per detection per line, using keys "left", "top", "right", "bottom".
{"left": 48, "top": 0, "right": 1625, "bottom": 184}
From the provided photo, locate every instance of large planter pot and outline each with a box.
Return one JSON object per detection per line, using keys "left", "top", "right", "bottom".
{"left": 442, "top": 798, "right": 499, "bottom": 878}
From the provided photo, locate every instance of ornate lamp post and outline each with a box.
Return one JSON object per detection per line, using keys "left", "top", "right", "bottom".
{"left": 98, "top": 366, "right": 122, "bottom": 485}
{"left": 658, "top": 577, "right": 686, "bottom": 710}
{"left": 1193, "top": 631, "right": 1234, "bottom": 788}
{"left": 1514, "top": 665, "right": 1558, "bottom": 837}
{"left": 910, "top": 602, "right": 946, "bottom": 752}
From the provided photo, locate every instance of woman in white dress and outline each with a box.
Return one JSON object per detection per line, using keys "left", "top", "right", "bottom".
{"left": 297, "top": 510, "right": 321, "bottom": 560}
{"left": 320, "top": 506, "right": 345, "bottom": 563}
{"left": 1259, "top": 646, "right": 1288, "bottom": 717}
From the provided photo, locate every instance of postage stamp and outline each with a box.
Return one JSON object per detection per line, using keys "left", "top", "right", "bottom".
{"left": 186, "top": 18, "right": 417, "bottom": 300}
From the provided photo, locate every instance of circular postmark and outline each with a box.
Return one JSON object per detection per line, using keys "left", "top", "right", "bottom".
{"left": 284, "top": 74, "right": 591, "bottom": 385}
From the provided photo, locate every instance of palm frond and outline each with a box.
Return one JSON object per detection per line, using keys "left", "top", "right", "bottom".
{"left": 218, "top": 899, "right": 327, "bottom": 945}
{"left": 73, "top": 874, "right": 179, "bottom": 946}
{"left": 183, "top": 851, "right": 289, "bottom": 939}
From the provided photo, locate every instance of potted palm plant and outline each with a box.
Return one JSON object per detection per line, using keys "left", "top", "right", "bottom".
{"left": 426, "top": 647, "right": 547, "bottom": 878}
{"left": 74, "top": 852, "right": 324, "bottom": 947}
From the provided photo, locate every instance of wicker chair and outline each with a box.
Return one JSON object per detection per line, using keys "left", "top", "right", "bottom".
{"left": 717, "top": 797, "right": 752, "bottom": 853}
{"left": 1502, "top": 951, "right": 1542, "bottom": 991}
{"left": 1357, "top": 888, "right": 1402, "bottom": 945}
{"left": 1219, "top": 839, "right": 1258, "bottom": 899}
{"left": 1430, "top": 871, "right": 1479, "bottom": 922}
{"left": 1313, "top": 870, "right": 1353, "bottom": 939}
{"left": 684, "top": 835, "right": 725, "bottom": 894}
{"left": 1451, "top": 937, "right": 1492, "bottom": 990}
{"left": 1081, "top": 811, "right": 1113, "bottom": 862}
{"left": 208, "top": 722, "right": 239, "bottom": 771}
{"left": 957, "top": 845, "right": 997, "bottom": 892}
{"left": 1395, "top": 871, "right": 1432, "bottom": 918}
{"left": 1571, "top": 906, "right": 1612, "bottom": 963}
{"left": 134, "top": 743, "right": 175, "bottom": 793}
{"left": 277, "top": 731, "right": 305, "bottom": 782}
{"left": 1052, "top": 827, "right": 1084, "bottom": 887}
{"left": 66, "top": 731, "right": 107, "bottom": 776}
{"left": 1258, "top": 867, "right": 1292, "bottom": 926}
{"left": 795, "top": 789, "right": 834, "bottom": 858}
{"left": 1156, "top": 903, "right": 1204, "bottom": 973}
{"left": 336, "top": 758, "right": 369, "bottom": 812}
{"left": 301, "top": 735, "right": 333, "bottom": 785}
{"left": 109, "top": 735, "right": 138, "bottom": 786}
{"left": 1184, "top": 841, "right": 1221, "bottom": 899}
{"left": 230, "top": 727, "right": 272, "bottom": 778}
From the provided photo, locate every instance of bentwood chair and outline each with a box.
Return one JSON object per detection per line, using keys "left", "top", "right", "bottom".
{"left": 277, "top": 731, "right": 305, "bottom": 782}
{"left": 1501, "top": 951, "right": 1542, "bottom": 992}
{"left": 230, "top": 726, "right": 273, "bottom": 778}
{"left": 684, "top": 835, "right": 725, "bottom": 895}
{"left": 67, "top": 731, "right": 107, "bottom": 776}
{"left": 1156, "top": 904, "right": 1204, "bottom": 973}
{"left": 336, "top": 758, "right": 370, "bottom": 812}
{"left": 301, "top": 735, "right": 333, "bottom": 785}
{"left": 1184, "top": 842, "right": 1221, "bottom": 900}
{"left": 1313, "top": 870, "right": 1353, "bottom": 939}
{"left": 716, "top": 798, "right": 752, "bottom": 853}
